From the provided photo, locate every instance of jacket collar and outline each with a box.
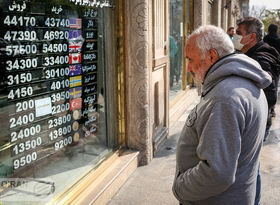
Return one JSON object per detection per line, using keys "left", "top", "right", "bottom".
{"left": 203, "top": 52, "right": 236, "bottom": 84}
{"left": 245, "top": 41, "right": 264, "bottom": 56}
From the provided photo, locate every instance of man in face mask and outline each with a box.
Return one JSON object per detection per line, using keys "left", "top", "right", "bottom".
{"left": 235, "top": 16, "right": 280, "bottom": 205}
{"left": 236, "top": 17, "right": 280, "bottom": 140}
{"left": 173, "top": 25, "right": 271, "bottom": 205}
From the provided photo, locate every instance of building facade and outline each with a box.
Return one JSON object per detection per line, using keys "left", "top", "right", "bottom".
{"left": 0, "top": 0, "right": 248, "bottom": 204}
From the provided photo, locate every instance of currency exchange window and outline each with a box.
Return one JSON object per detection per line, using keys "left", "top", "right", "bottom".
{"left": 0, "top": 0, "right": 116, "bottom": 203}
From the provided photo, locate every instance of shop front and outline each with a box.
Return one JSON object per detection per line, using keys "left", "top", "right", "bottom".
{"left": 169, "top": 0, "right": 194, "bottom": 103}
{"left": 0, "top": 0, "right": 126, "bottom": 204}
{"left": 168, "top": 0, "right": 196, "bottom": 125}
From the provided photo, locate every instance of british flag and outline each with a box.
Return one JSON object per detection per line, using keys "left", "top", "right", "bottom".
{"left": 69, "top": 18, "right": 82, "bottom": 29}
{"left": 69, "top": 41, "right": 82, "bottom": 52}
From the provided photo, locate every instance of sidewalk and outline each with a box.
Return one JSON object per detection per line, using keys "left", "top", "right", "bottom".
{"left": 260, "top": 95, "right": 280, "bottom": 205}
{"left": 108, "top": 92, "right": 280, "bottom": 205}
{"left": 108, "top": 97, "right": 199, "bottom": 205}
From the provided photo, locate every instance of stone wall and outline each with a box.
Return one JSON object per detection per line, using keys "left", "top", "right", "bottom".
{"left": 124, "top": 0, "right": 153, "bottom": 166}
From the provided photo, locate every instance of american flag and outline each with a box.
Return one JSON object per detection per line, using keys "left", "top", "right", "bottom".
{"left": 69, "top": 41, "right": 82, "bottom": 52}
{"left": 69, "top": 18, "right": 82, "bottom": 29}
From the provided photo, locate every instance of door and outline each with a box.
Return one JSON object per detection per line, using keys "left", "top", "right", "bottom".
{"left": 151, "top": 0, "right": 169, "bottom": 153}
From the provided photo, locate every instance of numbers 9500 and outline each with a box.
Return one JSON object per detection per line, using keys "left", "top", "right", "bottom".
{"left": 13, "top": 152, "right": 37, "bottom": 170}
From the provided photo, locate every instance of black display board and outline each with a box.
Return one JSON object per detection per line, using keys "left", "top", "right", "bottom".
{"left": 0, "top": 0, "right": 111, "bottom": 176}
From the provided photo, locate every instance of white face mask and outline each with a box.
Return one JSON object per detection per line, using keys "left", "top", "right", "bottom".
{"left": 233, "top": 34, "right": 244, "bottom": 51}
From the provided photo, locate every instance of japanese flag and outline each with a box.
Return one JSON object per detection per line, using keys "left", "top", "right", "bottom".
{"left": 69, "top": 53, "right": 82, "bottom": 64}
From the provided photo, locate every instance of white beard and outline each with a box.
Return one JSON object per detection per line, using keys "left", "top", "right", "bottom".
{"left": 193, "top": 77, "right": 202, "bottom": 96}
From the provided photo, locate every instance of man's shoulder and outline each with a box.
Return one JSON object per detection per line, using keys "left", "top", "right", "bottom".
{"left": 250, "top": 42, "right": 279, "bottom": 61}
{"left": 213, "top": 76, "right": 258, "bottom": 101}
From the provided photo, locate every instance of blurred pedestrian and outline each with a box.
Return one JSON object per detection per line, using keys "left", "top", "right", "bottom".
{"left": 264, "top": 24, "right": 280, "bottom": 117}
{"left": 170, "top": 35, "right": 178, "bottom": 87}
{"left": 264, "top": 24, "right": 280, "bottom": 54}
{"left": 173, "top": 25, "right": 271, "bottom": 205}
{"left": 227, "top": 26, "right": 234, "bottom": 40}
{"left": 236, "top": 16, "right": 280, "bottom": 205}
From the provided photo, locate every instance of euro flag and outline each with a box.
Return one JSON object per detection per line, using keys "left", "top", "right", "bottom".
{"left": 69, "top": 30, "right": 82, "bottom": 40}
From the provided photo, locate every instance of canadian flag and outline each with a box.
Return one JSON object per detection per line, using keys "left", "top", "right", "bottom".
{"left": 69, "top": 53, "right": 82, "bottom": 64}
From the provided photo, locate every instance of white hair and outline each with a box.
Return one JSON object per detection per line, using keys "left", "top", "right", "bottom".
{"left": 189, "top": 25, "right": 234, "bottom": 59}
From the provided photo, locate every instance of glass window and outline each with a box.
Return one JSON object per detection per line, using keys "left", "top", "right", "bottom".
{"left": 169, "top": 0, "right": 183, "bottom": 101}
{"left": 208, "top": 1, "right": 214, "bottom": 25}
{"left": 186, "top": 0, "right": 194, "bottom": 86}
{"left": 0, "top": 0, "right": 117, "bottom": 203}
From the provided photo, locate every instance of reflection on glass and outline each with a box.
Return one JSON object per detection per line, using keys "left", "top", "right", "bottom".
{"left": 0, "top": 0, "right": 115, "bottom": 203}
{"left": 208, "top": 1, "right": 213, "bottom": 25}
{"left": 169, "top": 0, "right": 183, "bottom": 101}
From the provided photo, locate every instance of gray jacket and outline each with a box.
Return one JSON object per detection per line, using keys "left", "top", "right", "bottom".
{"left": 173, "top": 53, "right": 271, "bottom": 205}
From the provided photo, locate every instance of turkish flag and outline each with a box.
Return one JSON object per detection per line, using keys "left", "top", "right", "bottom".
{"left": 69, "top": 53, "right": 82, "bottom": 64}
{"left": 70, "top": 98, "right": 82, "bottom": 110}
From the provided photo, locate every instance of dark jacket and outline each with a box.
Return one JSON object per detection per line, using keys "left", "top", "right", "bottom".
{"left": 264, "top": 33, "right": 280, "bottom": 54}
{"left": 245, "top": 41, "right": 280, "bottom": 107}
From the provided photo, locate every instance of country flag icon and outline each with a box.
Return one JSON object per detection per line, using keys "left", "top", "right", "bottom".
{"left": 70, "top": 98, "right": 82, "bottom": 110}
{"left": 69, "top": 18, "right": 82, "bottom": 29}
{"left": 69, "top": 64, "right": 82, "bottom": 76}
{"left": 70, "top": 87, "right": 82, "bottom": 99}
{"left": 69, "top": 53, "right": 82, "bottom": 64}
{"left": 69, "top": 30, "right": 82, "bottom": 40}
{"left": 69, "top": 41, "right": 82, "bottom": 52}
{"left": 70, "top": 75, "right": 82, "bottom": 87}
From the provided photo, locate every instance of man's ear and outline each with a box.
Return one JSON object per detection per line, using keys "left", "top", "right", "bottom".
{"left": 251, "top": 33, "right": 257, "bottom": 41}
{"left": 209, "top": 48, "right": 219, "bottom": 63}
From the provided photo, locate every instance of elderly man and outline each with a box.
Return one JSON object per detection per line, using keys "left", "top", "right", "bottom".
{"left": 172, "top": 25, "right": 271, "bottom": 205}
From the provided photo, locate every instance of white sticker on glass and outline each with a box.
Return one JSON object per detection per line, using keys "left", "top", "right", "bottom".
{"left": 35, "top": 97, "right": 52, "bottom": 117}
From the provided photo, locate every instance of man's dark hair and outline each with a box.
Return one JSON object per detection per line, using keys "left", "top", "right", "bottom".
{"left": 268, "top": 24, "right": 278, "bottom": 34}
{"left": 237, "top": 17, "right": 264, "bottom": 42}
{"left": 228, "top": 27, "right": 234, "bottom": 32}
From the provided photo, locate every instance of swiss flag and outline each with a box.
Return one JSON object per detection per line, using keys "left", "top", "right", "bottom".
{"left": 69, "top": 53, "right": 82, "bottom": 64}
{"left": 70, "top": 98, "right": 82, "bottom": 110}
